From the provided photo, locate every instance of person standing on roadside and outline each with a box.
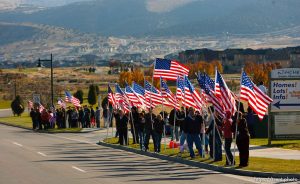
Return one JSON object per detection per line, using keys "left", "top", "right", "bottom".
{"left": 95, "top": 107, "right": 101, "bottom": 128}
{"left": 184, "top": 107, "right": 203, "bottom": 159}
{"left": 222, "top": 111, "right": 234, "bottom": 166}
{"left": 30, "top": 108, "right": 37, "bottom": 130}
{"left": 237, "top": 118, "right": 250, "bottom": 167}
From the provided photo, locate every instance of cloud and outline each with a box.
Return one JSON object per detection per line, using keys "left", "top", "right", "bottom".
{"left": 146, "top": 0, "right": 198, "bottom": 13}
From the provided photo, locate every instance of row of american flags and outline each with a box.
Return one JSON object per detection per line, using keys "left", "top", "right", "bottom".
{"left": 107, "top": 58, "right": 273, "bottom": 120}
{"left": 28, "top": 58, "right": 273, "bottom": 120}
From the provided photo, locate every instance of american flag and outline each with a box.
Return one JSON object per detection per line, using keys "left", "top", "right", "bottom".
{"left": 115, "top": 84, "right": 130, "bottom": 113}
{"left": 65, "top": 91, "right": 81, "bottom": 107}
{"left": 57, "top": 98, "right": 66, "bottom": 109}
{"left": 176, "top": 76, "right": 185, "bottom": 101}
{"left": 240, "top": 72, "right": 273, "bottom": 120}
{"left": 215, "top": 70, "right": 236, "bottom": 116}
{"left": 28, "top": 100, "right": 33, "bottom": 109}
{"left": 132, "top": 82, "right": 146, "bottom": 106}
{"left": 153, "top": 58, "right": 189, "bottom": 81}
{"left": 144, "top": 81, "right": 171, "bottom": 109}
{"left": 197, "top": 73, "right": 224, "bottom": 117}
{"left": 183, "top": 76, "right": 203, "bottom": 111}
{"left": 160, "top": 78, "right": 180, "bottom": 110}
{"left": 125, "top": 83, "right": 143, "bottom": 107}
{"left": 108, "top": 85, "right": 116, "bottom": 107}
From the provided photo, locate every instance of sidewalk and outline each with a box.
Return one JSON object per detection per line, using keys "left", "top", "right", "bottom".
{"left": 104, "top": 128, "right": 300, "bottom": 160}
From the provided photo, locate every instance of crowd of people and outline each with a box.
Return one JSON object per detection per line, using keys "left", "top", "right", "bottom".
{"left": 109, "top": 105, "right": 252, "bottom": 167}
{"left": 29, "top": 105, "right": 102, "bottom": 130}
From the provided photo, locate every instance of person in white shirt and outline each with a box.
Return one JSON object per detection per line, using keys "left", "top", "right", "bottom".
{"left": 258, "top": 81, "right": 267, "bottom": 94}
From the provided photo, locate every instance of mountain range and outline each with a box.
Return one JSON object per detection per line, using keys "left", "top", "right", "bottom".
{"left": 0, "top": 0, "right": 300, "bottom": 37}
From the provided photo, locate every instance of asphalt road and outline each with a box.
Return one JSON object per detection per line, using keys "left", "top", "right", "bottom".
{"left": 0, "top": 109, "right": 12, "bottom": 118}
{"left": 0, "top": 124, "right": 258, "bottom": 184}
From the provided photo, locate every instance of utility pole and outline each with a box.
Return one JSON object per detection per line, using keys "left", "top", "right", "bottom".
{"left": 38, "top": 54, "right": 54, "bottom": 107}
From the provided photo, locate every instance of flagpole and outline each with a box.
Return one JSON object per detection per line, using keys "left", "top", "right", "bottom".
{"left": 232, "top": 68, "right": 243, "bottom": 166}
{"left": 160, "top": 77, "right": 167, "bottom": 153}
{"left": 150, "top": 60, "right": 156, "bottom": 131}
{"left": 172, "top": 77, "right": 179, "bottom": 153}
{"left": 126, "top": 81, "right": 137, "bottom": 144}
{"left": 213, "top": 68, "right": 217, "bottom": 161}
{"left": 196, "top": 71, "right": 206, "bottom": 158}
{"left": 106, "top": 85, "right": 110, "bottom": 141}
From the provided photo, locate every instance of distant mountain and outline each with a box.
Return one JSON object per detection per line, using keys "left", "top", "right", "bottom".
{"left": 0, "top": 23, "right": 40, "bottom": 45}
{"left": 0, "top": 0, "right": 300, "bottom": 37}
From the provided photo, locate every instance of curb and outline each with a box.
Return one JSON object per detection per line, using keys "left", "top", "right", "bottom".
{"left": 0, "top": 122, "right": 101, "bottom": 134}
{"left": 98, "top": 141, "right": 300, "bottom": 179}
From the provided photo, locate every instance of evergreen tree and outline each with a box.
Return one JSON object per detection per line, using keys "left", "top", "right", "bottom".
{"left": 11, "top": 95, "right": 25, "bottom": 116}
{"left": 74, "top": 90, "right": 84, "bottom": 104}
{"left": 88, "top": 85, "right": 97, "bottom": 105}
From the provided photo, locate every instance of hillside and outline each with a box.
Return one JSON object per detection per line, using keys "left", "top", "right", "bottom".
{"left": 0, "top": 0, "right": 300, "bottom": 37}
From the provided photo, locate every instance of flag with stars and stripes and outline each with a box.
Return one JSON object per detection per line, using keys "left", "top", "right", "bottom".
{"left": 160, "top": 78, "right": 180, "bottom": 110}
{"left": 215, "top": 70, "right": 236, "bottom": 116}
{"left": 176, "top": 76, "right": 185, "bottom": 102}
{"left": 108, "top": 85, "right": 116, "bottom": 108}
{"left": 65, "top": 91, "right": 81, "bottom": 107}
{"left": 153, "top": 58, "right": 189, "bottom": 81}
{"left": 197, "top": 73, "right": 224, "bottom": 117}
{"left": 183, "top": 76, "right": 203, "bottom": 111}
{"left": 240, "top": 71, "right": 273, "bottom": 120}
{"left": 125, "top": 83, "right": 143, "bottom": 108}
{"left": 115, "top": 84, "right": 130, "bottom": 113}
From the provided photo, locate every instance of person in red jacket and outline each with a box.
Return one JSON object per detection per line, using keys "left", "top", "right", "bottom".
{"left": 222, "top": 110, "right": 234, "bottom": 166}
{"left": 41, "top": 109, "right": 50, "bottom": 130}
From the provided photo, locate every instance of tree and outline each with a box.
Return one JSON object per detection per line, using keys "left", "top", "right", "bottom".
{"left": 11, "top": 95, "right": 24, "bottom": 116}
{"left": 131, "top": 69, "right": 144, "bottom": 86}
{"left": 74, "top": 90, "right": 84, "bottom": 104}
{"left": 119, "top": 71, "right": 133, "bottom": 87}
{"left": 88, "top": 85, "right": 97, "bottom": 106}
{"left": 95, "top": 85, "right": 100, "bottom": 95}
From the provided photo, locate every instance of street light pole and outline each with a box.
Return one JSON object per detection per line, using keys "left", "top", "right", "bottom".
{"left": 38, "top": 54, "right": 54, "bottom": 108}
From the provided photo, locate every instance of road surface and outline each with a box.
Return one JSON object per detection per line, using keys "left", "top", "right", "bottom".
{"left": 0, "top": 124, "right": 259, "bottom": 184}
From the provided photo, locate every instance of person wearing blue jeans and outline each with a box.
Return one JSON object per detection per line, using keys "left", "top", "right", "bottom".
{"left": 184, "top": 107, "right": 203, "bottom": 158}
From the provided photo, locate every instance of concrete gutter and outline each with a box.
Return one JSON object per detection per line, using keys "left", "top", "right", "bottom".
{"left": 98, "top": 141, "right": 300, "bottom": 179}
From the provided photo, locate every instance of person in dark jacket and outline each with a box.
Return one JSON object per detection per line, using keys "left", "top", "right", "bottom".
{"left": 206, "top": 108, "right": 222, "bottom": 161}
{"left": 138, "top": 111, "right": 146, "bottom": 150}
{"left": 66, "top": 107, "right": 72, "bottom": 128}
{"left": 30, "top": 108, "right": 37, "bottom": 130}
{"left": 78, "top": 107, "right": 84, "bottom": 128}
{"left": 130, "top": 107, "right": 140, "bottom": 144}
{"left": 95, "top": 107, "right": 101, "bottom": 128}
{"left": 184, "top": 107, "right": 203, "bottom": 158}
{"left": 237, "top": 118, "right": 250, "bottom": 167}
{"left": 154, "top": 114, "right": 164, "bottom": 153}
{"left": 246, "top": 107, "right": 255, "bottom": 138}
{"left": 144, "top": 109, "right": 156, "bottom": 152}
{"left": 83, "top": 105, "right": 91, "bottom": 128}
{"left": 114, "top": 110, "right": 128, "bottom": 145}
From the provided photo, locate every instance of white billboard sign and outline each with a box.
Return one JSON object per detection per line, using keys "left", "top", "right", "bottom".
{"left": 271, "top": 80, "right": 300, "bottom": 112}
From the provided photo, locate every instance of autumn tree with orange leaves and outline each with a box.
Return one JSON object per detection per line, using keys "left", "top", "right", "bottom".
{"left": 244, "top": 62, "right": 282, "bottom": 86}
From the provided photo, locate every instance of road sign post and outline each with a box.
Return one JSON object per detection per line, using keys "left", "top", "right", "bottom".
{"left": 269, "top": 68, "right": 300, "bottom": 142}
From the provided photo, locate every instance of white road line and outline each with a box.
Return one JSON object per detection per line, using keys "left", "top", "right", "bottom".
{"left": 37, "top": 152, "right": 47, "bottom": 157}
{"left": 13, "top": 142, "right": 23, "bottom": 147}
{"left": 72, "top": 166, "right": 86, "bottom": 173}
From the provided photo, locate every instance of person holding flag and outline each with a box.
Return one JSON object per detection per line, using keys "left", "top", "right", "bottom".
{"left": 114, "top": 109, "right": 129, "bottom": 145}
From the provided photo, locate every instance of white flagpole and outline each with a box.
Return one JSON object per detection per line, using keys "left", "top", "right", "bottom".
{"left": 160, "top": 77, "right": 167, "bottom": 152}
{"left": 172, "top": 77, "right": 178, "bottom": 152}
{"left": 106, "top": 85, "right": 110, "bottom": 141}
{"left": 232, "top": 68, "right": 243, "bottom": 166}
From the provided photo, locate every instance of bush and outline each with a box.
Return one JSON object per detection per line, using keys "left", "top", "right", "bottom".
{"left": 11, "top": 95, "right": 24, "bottom": 116}
{"left": 88, "top": 84, "right": 97, "bottom": 106}
{"left": 74, "top": 90, "right": 84, "bottom": 104}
